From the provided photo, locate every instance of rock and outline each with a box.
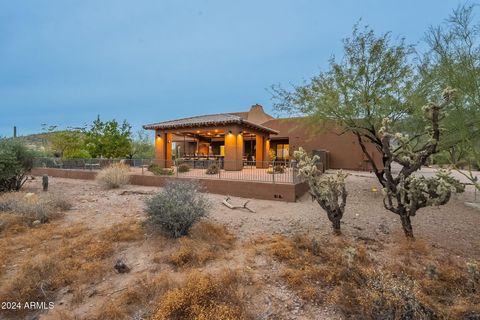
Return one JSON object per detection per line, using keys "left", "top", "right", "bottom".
{"left": 32, "top": 220, "right": 41, "bottom": 227}
{"left": 114, "top": 260, "right": 130, "bottom": 273}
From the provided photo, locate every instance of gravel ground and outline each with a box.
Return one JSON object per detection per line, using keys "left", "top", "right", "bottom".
{"left": 26, "top": 167, "right": 480, "bottom": 259}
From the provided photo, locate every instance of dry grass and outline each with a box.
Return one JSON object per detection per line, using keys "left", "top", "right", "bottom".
{"left": 252, "top": 234, "right": 480, "bottom": 319}
{"left": 101, "top": 220, "right": 144, "bottom": 242}
{"left": 152, "top": 269, "right": 250, "bottom": 320}
{"left": 164, "top": 222, "right": 235, "bottom": 268}
{"left": 0, "top": 223, "right": 114, "bottom": 317}
{"left": 95, "top": 163, "right": 130, "bottom": 189}
{"left": 90, "top": 273, "right": 175, "bottom": 320}
{"left": 0, "top": 191, "right": 72, "bottom": 225}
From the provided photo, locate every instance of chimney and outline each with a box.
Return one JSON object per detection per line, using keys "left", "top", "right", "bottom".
{"left": 250, "top": 104, "right": 264, "bottom": 112}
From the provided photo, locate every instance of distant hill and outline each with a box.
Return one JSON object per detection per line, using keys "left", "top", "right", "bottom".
{"left": 15, "top": 132, "right": 56, "bottom": 152}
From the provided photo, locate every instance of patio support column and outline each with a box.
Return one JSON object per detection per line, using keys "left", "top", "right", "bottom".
{"left": 155, "top": 130, "right": 173, "bottom": 168}
{"left": 255, "top": 134, "right": 270, "bottom": 168}
{"left": 224, "top": 127, "right": 243, "bottom": 171}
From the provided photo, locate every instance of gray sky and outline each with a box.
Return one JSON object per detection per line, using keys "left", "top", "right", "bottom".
{"left": 0, "top": 0, "right": 466, "bottom": 137}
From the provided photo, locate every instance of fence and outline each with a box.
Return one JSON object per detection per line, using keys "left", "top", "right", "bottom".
{"left": 33, "top": 158, "right": 301, "bottom": 184}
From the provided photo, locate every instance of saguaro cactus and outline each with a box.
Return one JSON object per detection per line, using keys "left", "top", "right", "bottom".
{"left": 42, "top": 175, "right": 49, "bottom": 192}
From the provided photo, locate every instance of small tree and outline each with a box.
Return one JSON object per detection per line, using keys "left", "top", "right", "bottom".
{"left": 129, "top": 130, "right": 154, "bottom": 159}
{"left": 83, "top": 116, "right": 132, "bottom": 158}
{"left": 421, "top": 4, "right": 480, "bottom": 192}
{"left": 294, "top": 148, "right": 348, "bottom": 235}
{"left": 0, "top": 139, "right": 34, "bottom": 192}
{"left": 273, "top": 25, "right": 465, "bottom": 238}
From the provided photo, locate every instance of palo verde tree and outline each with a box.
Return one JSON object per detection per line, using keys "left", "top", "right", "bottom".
{"left": 294, "top": 148, "right": 348, "bottom": 235}
{"left": 83, "top": 116, "right": 132, "bottom": 158}
{"left": 420, "top": 4, "right": 480, "bottom": 191}
{"left": 272, "top": 25, "right": 464, "bottom": 238}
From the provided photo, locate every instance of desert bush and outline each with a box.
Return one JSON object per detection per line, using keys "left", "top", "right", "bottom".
{"left": 145, "top": 180, "right": 209, "bottom": 238}
{"left": 148, "top": 163, "right": 174, "bottom": 176}
{"left": 206, "top": 162, "right": 220, "bottom": 175}
{"left": 0, "top": 139, "right": 35, "bottom": 192}
{"left": 177, "top": 163, "right": 190, "bottom": 173}
{"left": 95, "top": 163, "right": 130, "bottom": 189}
{"left": 152, "top": 269, "right": 249, "bottom": 320}
{"left": 0, "top": 192, "right": 71, "bottom": 224}
{"left": 267, "top": 164, "right": 285, "bottom": 174}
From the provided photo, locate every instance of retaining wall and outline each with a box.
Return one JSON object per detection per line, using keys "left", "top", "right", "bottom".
{"left": 31, "top": 168, "right": 307, "bottom": 202}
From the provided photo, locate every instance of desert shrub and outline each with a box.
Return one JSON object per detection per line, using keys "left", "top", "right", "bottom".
{"left": 206, "top": 162, "right": 220, "bottom": 175}
{"left": 95, "top": 163, "right": 130, "bottom": 189}
{"left": 0, "top": 139, "right": 35, "bottom": 192}
{"left": 152, "top": 270, "right": 249, "bottom": 320}
{"left": 148, "top": 163, "right": 174, "bottom": 176}
{"left": 0, "top": 192, "right": 71, "bottom": 224}
{"left": 145, "top": 180, "right": 209, "bottom": 238}
{"left": 267, "top": 164, "right": 285, "bottom": 174}
{"left": 177, "top": 163, "right": 190, "bottom": 173}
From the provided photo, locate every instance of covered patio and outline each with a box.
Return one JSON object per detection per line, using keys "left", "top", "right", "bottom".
{"left": 143, "top": 114, "right": 279, "bottom": 171}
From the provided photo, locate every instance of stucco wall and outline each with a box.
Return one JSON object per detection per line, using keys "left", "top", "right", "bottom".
{"left": 262, "top": 118, "right": 383, "bottom": 171}
{"left": 31, "top": 168, "right": 307, "bottom": 202}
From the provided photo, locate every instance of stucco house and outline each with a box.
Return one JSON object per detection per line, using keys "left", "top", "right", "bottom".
{"left": 143, "top": 104, "right": 382, "bottom": 171}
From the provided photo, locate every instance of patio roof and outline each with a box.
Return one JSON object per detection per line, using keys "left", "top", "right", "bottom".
{"left": 143, "top": 113, "right": 279, "bottom": 134}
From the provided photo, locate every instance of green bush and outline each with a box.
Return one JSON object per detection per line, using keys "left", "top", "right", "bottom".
{"left": 206, "top": 162, "right": 220, "bottom": 175}
{"left": 145, "top": 180, "right": 209, "bottom": 238}
{"left": 177, "top": 163, "right": 191, "bottom": 173}
{"left": 63, "top": 149, "right": 91, "bottom": 159}
{"left": 0, "top": 139, "right": 35, "bottom": 192}
{"left": 148, "top": 164, "right": 174, "bottom": 176}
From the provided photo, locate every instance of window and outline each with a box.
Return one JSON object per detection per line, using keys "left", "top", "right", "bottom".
{"left": 276, "top": 144, "right": 289, "bottom": 160}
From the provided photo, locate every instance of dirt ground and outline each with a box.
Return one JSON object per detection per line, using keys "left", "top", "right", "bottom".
{"left": 2, "top": 170, "right": 479, "bottom": 320}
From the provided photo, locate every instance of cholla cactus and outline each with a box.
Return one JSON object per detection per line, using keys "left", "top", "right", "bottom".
{"left": 294, "top": 147, "right": 348, "bottom": 235}
{"left": 379, "top": 87, "right": 464, "bottom": 238}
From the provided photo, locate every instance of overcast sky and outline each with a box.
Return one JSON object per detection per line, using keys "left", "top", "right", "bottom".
{"left": 0, "top": 0, "right": 468, "bottom": 137}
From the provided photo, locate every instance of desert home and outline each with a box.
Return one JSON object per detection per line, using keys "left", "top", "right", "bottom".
{"left": 143, "top": 104, "right": 382, "bottom": 171}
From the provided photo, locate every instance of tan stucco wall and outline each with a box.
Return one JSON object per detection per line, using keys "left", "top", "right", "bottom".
{"left": 31, "top": 168, "right": 307, "bottom": 202}
{"left": 263, "top": 118, "right": 383, "bottom": 171}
